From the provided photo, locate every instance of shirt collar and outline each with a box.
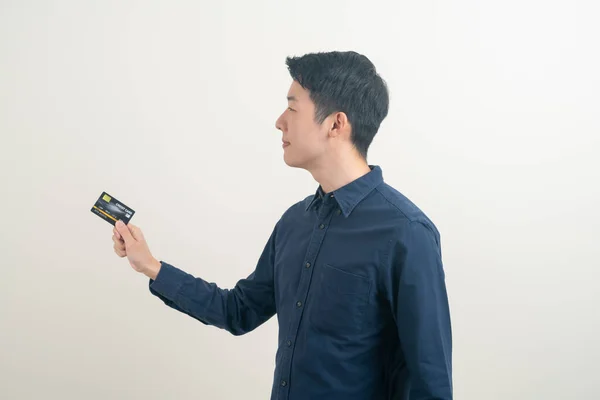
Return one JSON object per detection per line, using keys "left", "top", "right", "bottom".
{"left": 305, "top": 165, "right": 384, "bottom": 217}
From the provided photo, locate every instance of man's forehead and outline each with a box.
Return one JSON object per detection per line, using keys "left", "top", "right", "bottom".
{"left": 287, "top": 81, "right": 308, "bottom": 101}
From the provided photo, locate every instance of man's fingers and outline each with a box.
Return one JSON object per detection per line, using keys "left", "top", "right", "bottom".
{"left": 114, "top": 244, "right": 126, "bottom": 257}
{"left": 113, "top": 237, "right": 125, "bottom": 250}
{"left": 112, "top": 236, "right": 125, "bottom": 251}
{"left": 115, "top": 220, "right": 134, "bottom": 245}
{"left": 113, "top": 226, "right": 122, "bottom": 240}
{"left": 128, "top": 223, "right": 144, "bottom": 241}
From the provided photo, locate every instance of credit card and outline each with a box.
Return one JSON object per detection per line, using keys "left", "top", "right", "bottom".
{"left": 90, "top": 192, "right": 135, "bottom": 226}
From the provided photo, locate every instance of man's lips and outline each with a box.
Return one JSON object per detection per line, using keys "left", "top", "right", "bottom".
{"left": 282, "top": 140, "right": 290, "bottom": 148}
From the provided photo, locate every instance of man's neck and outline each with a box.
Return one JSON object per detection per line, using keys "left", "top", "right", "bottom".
{"left": 309, "top": 156, "right": 372, "bottom": 194}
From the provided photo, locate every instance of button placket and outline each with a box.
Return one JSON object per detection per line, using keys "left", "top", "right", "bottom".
{"left": 279, "top": 200, "right": 336, "bottom": 399}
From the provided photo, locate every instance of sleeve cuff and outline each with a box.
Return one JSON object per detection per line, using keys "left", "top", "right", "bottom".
{"left": 148, "top": 261, "right": 187, "bottom": 301}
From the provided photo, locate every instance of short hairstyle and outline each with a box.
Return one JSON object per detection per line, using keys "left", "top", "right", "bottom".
{"left": 285, "top": 51, "right": 389, "bottom": 159}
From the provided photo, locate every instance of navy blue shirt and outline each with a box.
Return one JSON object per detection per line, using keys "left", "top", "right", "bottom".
{"left": 149, "top": 165, "right": 452, "bottom": 399}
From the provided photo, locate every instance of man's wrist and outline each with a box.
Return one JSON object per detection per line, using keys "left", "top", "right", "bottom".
{"left": 143, "top": 258, "right": 162, "bottom": 280}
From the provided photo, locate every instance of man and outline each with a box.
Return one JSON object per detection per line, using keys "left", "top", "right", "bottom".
{"left": 112, "top": 51, "right": 452, "bottom": 399}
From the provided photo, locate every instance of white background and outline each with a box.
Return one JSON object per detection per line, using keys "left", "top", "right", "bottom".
{"left": 1, "top": 1, "right": 599, "bottom": 399}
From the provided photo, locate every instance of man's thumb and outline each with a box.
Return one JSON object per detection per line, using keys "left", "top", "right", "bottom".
{"left": 115, "top": 220, "right": 134, "bottom": 244}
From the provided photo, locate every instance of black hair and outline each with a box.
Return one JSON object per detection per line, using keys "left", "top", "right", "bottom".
{"left": 285, "top": 50, "right": 389, "bottom": 160}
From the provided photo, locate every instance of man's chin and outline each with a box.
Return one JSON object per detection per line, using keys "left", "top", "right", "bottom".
{"left": 283, "top": 156, "right": 303, "bottom": 169}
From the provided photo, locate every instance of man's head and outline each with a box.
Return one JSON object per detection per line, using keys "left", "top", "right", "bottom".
{"left": 275, "top": 51, "right": 389, "bottom": 170}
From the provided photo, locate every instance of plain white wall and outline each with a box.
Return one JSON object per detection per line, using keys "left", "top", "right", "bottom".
{"left": 1, "top": 1, "right": 599, "bottom": 399}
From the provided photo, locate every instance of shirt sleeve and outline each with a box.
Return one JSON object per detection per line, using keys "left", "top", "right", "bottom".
{"left": 148, "top": 220, "right": 280, "bottom": 336}
{"left": 383, "top": 220, "right": 453, "bottom": 399}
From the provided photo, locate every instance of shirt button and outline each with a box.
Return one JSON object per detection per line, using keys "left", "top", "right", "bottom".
{"left": 330, "top": 194, "right": 334, "bottom": 198}
{"left": 296, "top": 301, "right": 303, "bottom": 307}
{"left": 305, "top": 262, "right": 311, "bottom": 268}
{"left": 286, "top": 340, "right": 292, "bottom": 347}
{"left": 281, "top": 380, "right": 287, "bottom": 387}
{"left": 319, "top": 224, "right": 325, "bottom": 229}
{"left": 336, "top": 209, "right": 341, "bottom": 215}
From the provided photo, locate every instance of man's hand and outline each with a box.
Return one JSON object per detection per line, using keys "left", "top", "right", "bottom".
{"left": 112, "top": 220, "right": 161, "bottom": 280}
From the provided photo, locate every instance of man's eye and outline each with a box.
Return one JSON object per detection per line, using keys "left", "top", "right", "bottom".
{"left": 287, "top": 107, "right": 295, "bottom": 112}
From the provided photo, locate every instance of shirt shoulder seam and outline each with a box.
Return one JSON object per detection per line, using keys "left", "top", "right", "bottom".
{"left": 374, "top": 185, "right": 415, "bottom": 222}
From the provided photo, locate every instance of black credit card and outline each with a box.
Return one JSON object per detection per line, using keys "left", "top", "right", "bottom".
{"left": 91, "top": 192, "right": 135, "bottom": 226}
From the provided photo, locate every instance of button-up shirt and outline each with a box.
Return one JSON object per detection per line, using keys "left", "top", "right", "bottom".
{"left": 148, "top": 165, "right": 453, "bottom": 399}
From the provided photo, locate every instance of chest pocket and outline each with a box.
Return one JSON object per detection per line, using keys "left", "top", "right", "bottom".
{"left": 309, "top": 263, "right": 372, "bottom": 334}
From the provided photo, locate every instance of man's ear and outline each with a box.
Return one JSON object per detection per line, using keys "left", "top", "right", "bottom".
{"left": 329, "top": 111, "right": 350, "bottom": 139}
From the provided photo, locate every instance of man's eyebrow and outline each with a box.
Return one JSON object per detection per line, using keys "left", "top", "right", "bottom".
{"left": 287, "top": 96, "right": 297, "bottom": 102}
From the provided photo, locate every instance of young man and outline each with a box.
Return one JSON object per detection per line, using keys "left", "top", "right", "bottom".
{"left": 112, "top": 51, "right": 452, "bottom": 400}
